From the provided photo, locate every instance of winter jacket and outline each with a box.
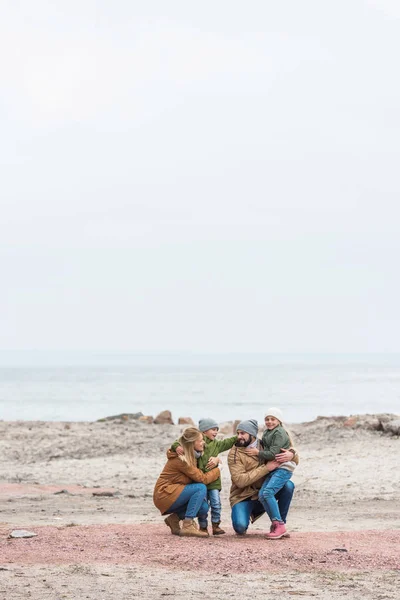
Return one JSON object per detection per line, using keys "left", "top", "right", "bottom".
{"left": 228, "top": 440, "right": 299, "bottom": 523}
{"left": 153, "top": 450, "right": 221, "bottom": 515}
{"left": 228, "top": 441, "right": 272, "bottom": 510}
{"left": 171, "top": 434, "right": 237, "bottom": 491}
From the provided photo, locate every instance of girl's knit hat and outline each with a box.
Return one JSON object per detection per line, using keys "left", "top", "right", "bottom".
{"left": 265, "top": 407, "right": 283, "bottom": 423}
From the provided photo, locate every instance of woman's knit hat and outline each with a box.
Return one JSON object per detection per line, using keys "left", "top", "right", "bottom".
{"left": 265, "top": 407, "right": 283, "bottom": 423}
{"left": 198, "top": 418, "right": 219, "bottom": 432}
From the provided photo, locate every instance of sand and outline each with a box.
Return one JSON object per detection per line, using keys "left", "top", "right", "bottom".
{"left": 0, "top": 415, "right": 399, "bottom": 599}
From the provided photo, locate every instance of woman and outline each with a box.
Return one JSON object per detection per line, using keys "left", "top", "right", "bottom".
{"left": 153, "top": 427, "right": 221, "bottom": 538}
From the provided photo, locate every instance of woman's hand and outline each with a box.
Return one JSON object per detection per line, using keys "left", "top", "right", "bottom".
{"left": 244, "top": 447, "right": 259, "bottom": 456}
{"left": 206, "top": 456, "right": 220, "bottom": 470}
{"left": 275, "top": 449, "right": 294, "bottom": 462}
{"left": 176, "top": 446, "right": 184, "bottom": 456}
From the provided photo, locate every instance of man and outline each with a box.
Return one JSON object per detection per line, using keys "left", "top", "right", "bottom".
{"left": 227, "top": 419, "right": 297, "bottom": 538}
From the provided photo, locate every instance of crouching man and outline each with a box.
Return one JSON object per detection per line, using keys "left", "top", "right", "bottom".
{"left": 227, "top": 419, "right": 297, "bottom": 538}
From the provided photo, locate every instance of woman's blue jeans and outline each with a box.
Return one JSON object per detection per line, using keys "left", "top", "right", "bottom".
{"left": 231, "top": 479, "right": 294, "bottom": 535}
{"left": 165, "top": 483, "right": 209, "bottom": 520}
{"left": 258, "top": 468, "right": 293, "bottom": 522}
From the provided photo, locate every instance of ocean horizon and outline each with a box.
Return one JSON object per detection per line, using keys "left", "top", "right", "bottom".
{"left": 0, "top": 352, "right": 399, "bottom": 424}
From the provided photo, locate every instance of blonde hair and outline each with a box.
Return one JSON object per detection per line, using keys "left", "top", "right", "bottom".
{"left": 178, "top": 427, "right": 203, "bottom": 469}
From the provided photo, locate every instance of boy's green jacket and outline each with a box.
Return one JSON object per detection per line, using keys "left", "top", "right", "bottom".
{"left": 171, "top": 434, "right": 237, "bottom": 491}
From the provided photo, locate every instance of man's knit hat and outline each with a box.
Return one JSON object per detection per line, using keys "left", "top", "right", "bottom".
{"left": 198, "top": 418, "right": 219, "bottom": 432}
{"left": 265, "top": 407, "right": 283, "bottom": 423}
{"left": 236, "top": 419, "right": 258, "bottom": 438}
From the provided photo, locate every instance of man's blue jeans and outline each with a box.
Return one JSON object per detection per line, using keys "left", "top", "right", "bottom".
{"left": 165, "top": 483, "right": 209, "bottom": 521}
{"left": 231, "top": 480, "right": 294, "bottom": 535}
{"left": 258, "top": 468, "right": 293, "bottom": 522}
{"left": 198, "top": 489, "right": 221, "bottom": 529}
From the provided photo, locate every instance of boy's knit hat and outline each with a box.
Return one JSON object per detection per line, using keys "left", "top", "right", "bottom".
{"left": 198, "top": 418, "right": 219, "bottom": 432}
{"left": 265, "top": 407, "right": 283, "bottom": 423}
{"left": 236, "top": 419, "right": 258, "bottom": 438}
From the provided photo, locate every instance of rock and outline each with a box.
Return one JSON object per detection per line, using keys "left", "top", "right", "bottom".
{"left": 98, "top": 412, "right": 143, "bottom": 422}
{"left": 178, "top": 417, "right": 195, "bottom": 426}
{"left": 154, "top": 410, "right": 174, "bottom": 425}
{"left": 343, "top": 416, "right": 358, "bottom": 428}
{"left": 139, "top": 415, "right": 154, "bottom": 424}
{"left": 218, "top": 421, "right": 233, "bottom": 434}
{"left": 382, "top": 419, "right": 400, "bottom": 436}
{"left": 9, "top": 530, "right": 37, "bottom": 539}
{"left": 233, "top": 420, "right": 241, "bottom": 434}
{"left": 92, "top": 491, "right": 116, "bottom": 497}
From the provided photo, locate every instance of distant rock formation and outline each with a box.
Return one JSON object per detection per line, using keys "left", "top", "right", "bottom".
{"left": 154, "top": 410, "right": 174, "bottom": 425}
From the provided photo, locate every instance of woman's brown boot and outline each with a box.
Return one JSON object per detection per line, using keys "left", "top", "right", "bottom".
{"left": 212, "top": 522, "right": 226, "bottom": 535}
{"left": 180, "top": 519, "right": 209, "bottom": 537}
{"left": 164, "top": 513, "right": 181, "bottom": 535}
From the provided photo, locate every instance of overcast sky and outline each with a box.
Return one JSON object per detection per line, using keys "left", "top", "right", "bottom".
{"left": 1, "top": 0, "right": 399, "bottom": 356}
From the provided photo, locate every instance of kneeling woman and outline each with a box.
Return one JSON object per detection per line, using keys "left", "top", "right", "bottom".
{"left": 153, "top": 427, "right": 220, "bottom": 538}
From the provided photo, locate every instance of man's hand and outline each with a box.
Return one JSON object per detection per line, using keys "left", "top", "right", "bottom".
{"left": 176, "top": 446, "right": 184, "bottom": 456}
{"left": 244, "top": 447, "right": 259, "bottom": 456}
{"left": 275, "top": 449, "right": 294, "bottom": 463}
{"left": 206, "top": 456, "right": 220, "bottom": 470}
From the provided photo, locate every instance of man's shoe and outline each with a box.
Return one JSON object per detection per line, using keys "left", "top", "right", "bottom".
{"left": 212, "top": 522, "right": 226, "bottom": 535}
{"left": 266, "top": 521, "right": 287, "bottom": 539}
{"left": 164, "top": 513, "right": 181, "bottom": 535}
{"left": 180, "top": 519, "right": 209, "bottom": 537}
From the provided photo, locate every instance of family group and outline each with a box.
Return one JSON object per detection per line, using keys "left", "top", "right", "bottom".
{"left": 153, "top": 408, "right": 299, "bottom": 539}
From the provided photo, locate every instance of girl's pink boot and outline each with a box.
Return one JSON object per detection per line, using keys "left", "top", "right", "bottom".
{"left": 265, "top": 521, "right": 287, "bottom": 539}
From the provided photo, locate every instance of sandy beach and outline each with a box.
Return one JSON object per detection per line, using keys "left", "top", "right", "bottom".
{"left": 1, "top": 414, "right": 399, "bottom": 599}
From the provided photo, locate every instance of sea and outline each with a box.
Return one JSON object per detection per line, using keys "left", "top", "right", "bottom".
{"left": 0, "top": 353, "right": 399, "bottom": 424}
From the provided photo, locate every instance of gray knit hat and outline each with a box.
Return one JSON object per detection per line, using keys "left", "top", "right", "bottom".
{"left": 198, "top": 418, "right": 219, "bottom": 432}
{"left": 236, "top": 419, "right": 258, "bottom": 438}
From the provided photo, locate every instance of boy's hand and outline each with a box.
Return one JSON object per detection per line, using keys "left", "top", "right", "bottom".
{"left": 176, "top": 446, "right": 184, "bottom": 456}
{"left": 244, "top": 447, "right": 259, "bottom": 456}
{"left": 206, "top": 456, "right": 220, "bottom": 469}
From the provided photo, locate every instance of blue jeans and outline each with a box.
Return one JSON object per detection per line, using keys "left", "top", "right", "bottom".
{"left": 165, "top": 483, "right": 209, "bottom": 520}
{"left": 258, "top": 469, "right": 293, "bottom": 522}
{"left": 198, "top": 489, "right": 222, "bottom": 528}
{"left": 231, "top": 479, "right": 294, "bottom": 535}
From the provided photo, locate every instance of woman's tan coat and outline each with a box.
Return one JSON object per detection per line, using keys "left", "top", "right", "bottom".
{"left": 153, "top": 450, "right": 221, "bottom": 515}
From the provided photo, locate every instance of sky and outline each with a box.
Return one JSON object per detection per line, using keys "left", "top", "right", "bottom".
{"left": 1, "top": 0, "right": 400, "bottom": 357}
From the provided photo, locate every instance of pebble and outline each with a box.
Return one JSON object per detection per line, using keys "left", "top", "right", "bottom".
{"left": 9, "top": 530, "right": 38, "bottom": 539}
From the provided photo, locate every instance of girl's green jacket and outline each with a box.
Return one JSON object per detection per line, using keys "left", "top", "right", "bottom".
{"left": 171, "top": 434, "right": 237, "bottom": 491}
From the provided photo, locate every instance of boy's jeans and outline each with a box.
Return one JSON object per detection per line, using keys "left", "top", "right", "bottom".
{"left": 258, "top": 468, "right": 293, "bottom": 522}
{"left": 198, "top": 489, "right": 221, "bottom": 528}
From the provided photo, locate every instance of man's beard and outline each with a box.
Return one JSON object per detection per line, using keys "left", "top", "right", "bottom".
{"left": 235, "top": 436, "right": 252, "bottom": 448}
